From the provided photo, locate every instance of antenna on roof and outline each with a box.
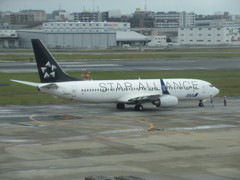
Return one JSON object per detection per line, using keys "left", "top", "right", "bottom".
{"left": 144, "top": 0, "right": 147, "bottom": 11}
{"left": 93, "top": 0, "right": 95, "bottom": 12}
{"left": 59, "top": 3, "right": 61, "bottom": 11}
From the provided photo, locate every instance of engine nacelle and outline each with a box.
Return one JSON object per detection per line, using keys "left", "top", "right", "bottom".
{"left": 153, "top": 95, "right": 178, "bottom": 107}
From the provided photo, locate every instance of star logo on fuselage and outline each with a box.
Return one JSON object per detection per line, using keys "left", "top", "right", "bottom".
{"left": 41, "top": 61, "right": 57, "bottom": 79}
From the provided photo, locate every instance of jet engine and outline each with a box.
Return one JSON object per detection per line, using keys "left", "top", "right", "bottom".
{"left": 153, "top": 95, "right": 178, "bottom": 107}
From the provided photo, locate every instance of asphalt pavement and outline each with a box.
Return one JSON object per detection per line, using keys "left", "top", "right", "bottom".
{"left": 0, "top": 58, "right": 240, "bottom": 73}
{"left": 0, "top": 98, "right": 240, "bottom": 180}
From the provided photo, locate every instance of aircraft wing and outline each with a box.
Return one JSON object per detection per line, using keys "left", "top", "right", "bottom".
{"left": 118, "top": 93, "right": 161, "bottom": 103}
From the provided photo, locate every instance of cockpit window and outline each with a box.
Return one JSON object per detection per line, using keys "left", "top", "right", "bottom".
{"left": 209, "top": 85, "right": 214, "bottom": 88}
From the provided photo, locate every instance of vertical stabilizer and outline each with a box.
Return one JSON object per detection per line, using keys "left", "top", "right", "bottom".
{"left": 160, "top": 79, "right": 170, "bottom": 95}
{"left": 31, "top": 39, "right": 79, "bottom": 83}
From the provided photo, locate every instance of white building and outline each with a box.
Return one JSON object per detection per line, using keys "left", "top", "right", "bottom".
{"left": 147, "top": 36, "right": 167, "bottom": 46}
{"left": 179, "top": 12, "right": 195, "bottom": 27}
{"left": 178, "top": 26, "right": 240, "bottom": 45}
{"left": 43, "top": 22, "right": 130, "bottom": 33}
{"left": 0, "top": 30, "right": 19, "bottom": 48}
{"left": 195, "top": 20, "right": 240, "bottom": 27}
{"left": 116, "top": 31, "right": 150, "bottom": 46}
{"left": 155, "top": 11, "right": 195, "bottom": 28}
{"left": 108, "top": 10, "right": 121, "bottom": 18}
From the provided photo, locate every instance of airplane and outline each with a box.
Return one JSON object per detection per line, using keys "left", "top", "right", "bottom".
{"left": 11, "top": 39, "right": 219, "bottom": 111}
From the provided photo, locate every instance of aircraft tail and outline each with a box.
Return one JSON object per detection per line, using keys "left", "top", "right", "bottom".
{"left": 31, "top": 39, "right": 79, "bottom": 83}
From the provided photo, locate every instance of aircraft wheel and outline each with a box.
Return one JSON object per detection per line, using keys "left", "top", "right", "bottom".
{"left": 199, "top": 103, "right": 204, "bottom": 107}
{"left": 198, "top": 100, "right": 204, "bottom": 107}
{"left": 135, "top": 105, "right": 144, "bottom": 111}
{"left": 116, "top": 103, "right": 125, "bottom": 110}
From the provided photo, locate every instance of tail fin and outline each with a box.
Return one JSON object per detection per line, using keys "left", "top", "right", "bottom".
{"left": 31, "top": 39, "right": 79, "bottom": 83}
{"left": 160, "top": 79, "right": 170, "bottom": 95}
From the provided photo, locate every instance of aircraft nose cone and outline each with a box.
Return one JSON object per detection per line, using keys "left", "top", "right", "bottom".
{"left": 214, "top": 87, "right": 220, "bottom": 96}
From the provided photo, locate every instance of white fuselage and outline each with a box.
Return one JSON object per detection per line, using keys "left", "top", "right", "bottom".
{"left": 38, "top": 78, "right": 219, "bottom": 103}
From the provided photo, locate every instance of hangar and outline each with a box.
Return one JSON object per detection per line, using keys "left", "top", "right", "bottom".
{"left": 116, "top": 31, "right": 150, "bottom": 46}
{"left": 17, "top": 30, "right": 116, "bottom": 48}
{"left": 16, "top": 22, "right": 149, "bottom": 49}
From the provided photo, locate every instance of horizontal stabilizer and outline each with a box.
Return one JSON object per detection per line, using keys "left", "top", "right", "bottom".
{"left": 11, "top": 79, "right": 38, "bottom": 87}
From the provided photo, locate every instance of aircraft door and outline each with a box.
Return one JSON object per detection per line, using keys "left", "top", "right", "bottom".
{"left": 71, "top": 86, "right": 77, "bottom": 99}
{"left": 202, "top": 84, "right": 207, "bottom": 95}
{"left": 61, "top": 86, "right": 77, "bottom": 100}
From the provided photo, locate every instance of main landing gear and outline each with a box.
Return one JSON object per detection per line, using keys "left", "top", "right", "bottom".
{"left": 134, "top": 104, "right": 144, "bottom": 111}
{"left": 116, "top": 103, "right": 125, "bottom": 110}
{"left": 116, "top": 103, "right": 144, "bottom": 111}
{"left": 198, "top": 100, "right": 204, "bottom": 107}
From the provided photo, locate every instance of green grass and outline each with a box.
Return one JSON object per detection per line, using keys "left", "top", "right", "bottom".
{"left": 1, "top": 53, "right": 240, "bottom": 61}
{"left": 0, "top": 70, "right": 239, "bottom": 105}
{"left": 53, "top": 53, "right": 240, "bottom": 61}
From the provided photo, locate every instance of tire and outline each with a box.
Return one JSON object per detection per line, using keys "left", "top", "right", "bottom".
{"left": 198, "top": 102, "right": 204, "bottom": 107}
{"left": 116, "top": 103, "right": 125, "bottom": 110}
{"left": 135, "top": 105, "right": 144, "bottom": 111}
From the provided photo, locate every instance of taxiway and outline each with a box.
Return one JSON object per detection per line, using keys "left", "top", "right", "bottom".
{"left": 0, "top": 58, "right": 240, "bottom": 73}
{"left": 0, "top": 98, "right": 240, "bottom": 180}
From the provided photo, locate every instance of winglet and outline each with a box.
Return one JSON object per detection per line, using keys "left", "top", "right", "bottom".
{"left": 160, "top": 79, "right": 170, "bottom": 95}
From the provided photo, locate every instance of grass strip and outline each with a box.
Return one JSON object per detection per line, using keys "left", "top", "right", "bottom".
{"left": 1, "top": 51, "right": 240, "bottom": 61}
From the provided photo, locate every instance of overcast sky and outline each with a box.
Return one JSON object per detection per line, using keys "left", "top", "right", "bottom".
{"left": 0, "top": 0, "right": 239, "bottom": 15}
